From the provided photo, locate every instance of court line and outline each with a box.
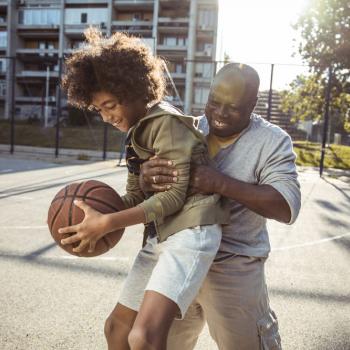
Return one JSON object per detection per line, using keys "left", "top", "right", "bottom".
{"left": 1, "top": 225, "right": 47, "bottom": 229}
{"left": 3, "top": 226, "right": 350, "bottom": 252}
{"left": 272, "top": 232, "right": 350, "bottom": 251}
{"left": 0, "top": 252, "right": 129, "bottom": 262}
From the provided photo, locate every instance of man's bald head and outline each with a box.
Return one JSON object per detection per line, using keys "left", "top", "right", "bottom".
{"left": 210, "top": 63, "right": 260, "bottom": 108}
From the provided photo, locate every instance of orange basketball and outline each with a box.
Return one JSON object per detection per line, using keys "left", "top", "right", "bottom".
{"left": 47, "top": 180, "right": 125, "bottom": 257}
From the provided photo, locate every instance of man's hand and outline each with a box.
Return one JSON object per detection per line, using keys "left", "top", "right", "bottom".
{"left": 190, "top": 164, "right": 222, "bottom": 194}
{"left": 140, "top": 156, "right": 178, "bottom": 192}
{"left": 58, "top": 200, "right": 109, "bottom": 254}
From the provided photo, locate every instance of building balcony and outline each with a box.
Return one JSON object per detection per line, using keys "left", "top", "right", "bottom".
{"left": 157, "top": 44, "right": 187, "bottom": 52}
{"left": 17, "top": 25, "right": 59, "bottom": 39}
{"left": 18, "top": 24, "right": 60, "bottom": 30}
{"left": 65, "top": 24, "right": 107, "bottom": 36}
{"left": 158, "top": 17, "right": 188, "bottom": 25}
{"left": 157, "top": 17, "right": 188, "bottom": 33}
{"left": 16, "top": 96, "right": 52, "bottom": 103}
{"left": 168, "top": 72, "right": 186, "bottom": 79}
{"left": 66, "top": 0, "right": 108, "bottom": 4}
{"left": 111, "top": 20, "right": 153, "bottom": 33}
{"left": 193, "top": 76, "right": 212, "bottom": 84}
{"left": 195, "top": 50, "right": 213, "bottom": 58}
{"left": 113, "top": 0, "right": 154, "bottom": 10}
{"left": 21, "top": 0, "right": 61, "bottom": 5}
{"left": 17, "top": 70, "right": 59, "bottom": 79}
{"left": 17, "top": 48, "right": 59, "bottom": 55}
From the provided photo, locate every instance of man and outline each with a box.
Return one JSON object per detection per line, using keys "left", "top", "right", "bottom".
{"left": 140, "top": 63, "right": 301, "bottom": 349}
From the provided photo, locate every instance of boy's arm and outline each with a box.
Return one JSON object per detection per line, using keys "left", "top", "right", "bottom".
{"left": 59, "top": 200, "right": 146, "bottom": 253}
{"left": 137, "top": 116, "right": 202, "bottom": 224}
{"left": 121, "top": 172, "right": 145, "bottom": 209}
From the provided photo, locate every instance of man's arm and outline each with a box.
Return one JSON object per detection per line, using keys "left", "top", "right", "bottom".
{"left": 191, "top": 165, "right": 291, "bottom": 223}
{"left": 140, "top": 133, "right": 300, "bottom": 225}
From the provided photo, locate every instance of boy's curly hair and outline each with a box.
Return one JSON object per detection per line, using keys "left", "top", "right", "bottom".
{"left": 62, "top": 28, "right": 166, "bottom": 109}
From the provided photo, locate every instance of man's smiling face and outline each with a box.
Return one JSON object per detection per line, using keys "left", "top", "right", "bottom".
{"left": 205, "top": 64, "right": 259, "bottom": 138}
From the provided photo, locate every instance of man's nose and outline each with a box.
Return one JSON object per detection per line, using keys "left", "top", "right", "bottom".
{"left": 215, "top": 105, "right": 228, "bottom": 118}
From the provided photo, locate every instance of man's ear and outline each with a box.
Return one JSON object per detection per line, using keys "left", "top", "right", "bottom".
{"left": 246, "top": 97, "right": 258, "bottom": 115}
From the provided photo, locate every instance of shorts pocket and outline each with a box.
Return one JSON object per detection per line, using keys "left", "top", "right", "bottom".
{"left": 257, "top": 310, "right": 282, "bottom": 350}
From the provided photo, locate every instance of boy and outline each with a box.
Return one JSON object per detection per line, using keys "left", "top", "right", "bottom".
{"left": 59, "top": 28, "right": 226, "bottom": 350}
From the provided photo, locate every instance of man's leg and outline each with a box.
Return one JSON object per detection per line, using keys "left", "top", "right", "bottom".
{"left": 198, "top": 254, "right": 281, "bottom": 350}
{"left": 105, "top": 303, "right": 138, "bottom": 350}
{"left": 128, "top": 291, "right": 179, "bottom": 350}
{"left": 167, "top": 301, "right": 206, "bottom": 350}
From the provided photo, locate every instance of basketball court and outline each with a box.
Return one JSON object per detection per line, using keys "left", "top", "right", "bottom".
{"left": 0, "top": 155, "right": 349, "bottom": 350}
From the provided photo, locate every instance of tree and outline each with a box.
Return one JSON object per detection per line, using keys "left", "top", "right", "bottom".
{"left": 294, "top": 0, "right": 350, "bottom": 85}
{"left": 281, "top": 0, "right": 350, "bottom": 134}
{"left": 281, "top": 73, "right": 350, "bottom": 133}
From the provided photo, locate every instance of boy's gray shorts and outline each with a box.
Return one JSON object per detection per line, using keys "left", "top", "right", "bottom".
{"left": 118, "top": 224, "right": 221, "bottom": 318}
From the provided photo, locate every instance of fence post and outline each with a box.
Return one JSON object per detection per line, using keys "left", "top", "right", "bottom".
{"left": 267, "top": 63, "right": 274, "bottom": 122}
{"left": 55, "top": 57, "right": 63, "bottom": 158}
{"left": 10, "top": 56, "right": 16, "bottom": 154}
{"left": 319, "top": 66, "right": 332, "bottom": 177}
{"left": 103, "top": 123, "right": 108, "bottom": 160}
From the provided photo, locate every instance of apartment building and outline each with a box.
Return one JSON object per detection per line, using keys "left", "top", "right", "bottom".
{"left": 1, "top": 0, "right": 218, "bottom": 121}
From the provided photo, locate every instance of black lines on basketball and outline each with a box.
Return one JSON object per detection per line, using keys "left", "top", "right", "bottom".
{"left": 47, "top": 180, "right": 125, "bottom": 257}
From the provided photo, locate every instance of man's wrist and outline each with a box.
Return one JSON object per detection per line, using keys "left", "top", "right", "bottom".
{"left": 213, "top": 171, "right": 226, "bottom": 195}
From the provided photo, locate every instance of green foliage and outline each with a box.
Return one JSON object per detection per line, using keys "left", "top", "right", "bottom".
{"left": 283, "top": 0, "right": 350, "bottom": 133}
{"left": 294, "top": 0, "right": 350, "bottom": 84}
{"left": 293, "top": 141, "right": 350, "bottom": 169}
{"left": 281, "top": 73, "right": 350, "bottom": 132}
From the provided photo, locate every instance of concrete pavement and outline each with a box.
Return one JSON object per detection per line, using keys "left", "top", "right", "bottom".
{"left": 0, "top": 154, "right": 349, "bottom": 350}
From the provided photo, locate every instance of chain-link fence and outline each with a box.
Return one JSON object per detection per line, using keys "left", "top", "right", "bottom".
{"left": 0, "top": 56, "right": 349, "bottom": 173}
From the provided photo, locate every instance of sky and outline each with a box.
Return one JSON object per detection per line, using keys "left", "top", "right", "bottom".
{"left": 217, "top": 0, "right": 310, "bottom": 90}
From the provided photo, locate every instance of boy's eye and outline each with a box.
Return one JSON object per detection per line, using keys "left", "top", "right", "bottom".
{"left": 105, "top": 103, "right": 116, "bottom": 110}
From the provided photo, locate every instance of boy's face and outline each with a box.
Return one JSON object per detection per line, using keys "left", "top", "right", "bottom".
{"left": 91, "top": 91, "right": 146, "bottom": 132}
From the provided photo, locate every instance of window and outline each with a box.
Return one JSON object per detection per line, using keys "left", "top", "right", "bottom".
{"left": 0, "top": 80, "right": 6, "bottom": 97}
{"left": 198, "top": 9, "right": 216, "bottom": 29}
{"left": 164, "top": 37, "right": 177, "bottom": 46}
{"left": 194, "top": 87, "right": 210, "bottom": 104}
{"left": 65, "top": 8, "right": 108, "bottom": 25}
{"left": 81, "top": 13, "right": 87, "bottom": 24}
{"left": 19, "top": 9, "right": 60, "bottom": 25}
{"left": 195, "top": 63, "right": 213, "bottom": 78}
{"left": 162, "top": 36, "right": 187, "bottom": 47}
{"left": 0, "top": 31, "right": 6, "bottom": 47}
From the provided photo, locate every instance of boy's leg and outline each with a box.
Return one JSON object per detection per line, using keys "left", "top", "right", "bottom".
{"left": 105, "top": 303, "right": 138, "bottom": 350}
{"left": 128, "top": 291, "right": 179, "bottom": 350}
{"left": 128, "top": 224, "right": 221, "bottom": 350}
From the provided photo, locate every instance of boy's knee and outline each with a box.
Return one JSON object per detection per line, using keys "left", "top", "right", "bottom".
{"left": 104, "top": 315, "right": 114, "bottom": 339}
{"left": 104, "top": 314, "right": 129, "bottom": 341}
{"left": 128, "top": 325, "right": 156, "bottom": 350}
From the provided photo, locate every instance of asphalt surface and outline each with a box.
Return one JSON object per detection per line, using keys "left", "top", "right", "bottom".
{"left": 0, "top": 155, "right": 349, "bottom": 350}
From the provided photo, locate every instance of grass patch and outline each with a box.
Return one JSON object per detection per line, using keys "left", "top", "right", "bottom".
{"left": 0, "top": 122, "right": 125, "bottom": 152}
{"left": 293, "top": 141, "right": 350, "bottom": 170}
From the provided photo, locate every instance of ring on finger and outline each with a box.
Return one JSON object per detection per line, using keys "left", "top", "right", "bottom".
{"left": 152, "top": 176, "right": 157, "bottom": 184}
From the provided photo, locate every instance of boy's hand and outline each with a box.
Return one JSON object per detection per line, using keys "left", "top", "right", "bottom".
{"left": 140, "top": 156, "right": 178, "bottom": 192}
{"left": 58, "top": 200, "right": 109, "bottom": 254}
{"left": 190, "top": 165, "right": 222, "bottom": 194}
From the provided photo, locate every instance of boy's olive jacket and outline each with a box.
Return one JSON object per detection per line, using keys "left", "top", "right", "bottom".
{"left": 121, "top": 102, "right": 228, "bottom": 242}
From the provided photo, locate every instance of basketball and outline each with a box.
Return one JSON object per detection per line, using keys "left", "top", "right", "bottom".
{"left": 47, "top": 180, "right": 125, "bottom": 257}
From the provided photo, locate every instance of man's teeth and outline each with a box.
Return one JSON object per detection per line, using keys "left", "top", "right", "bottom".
{"left": 214, "top": 120, "right": 226, "bottom": 127}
